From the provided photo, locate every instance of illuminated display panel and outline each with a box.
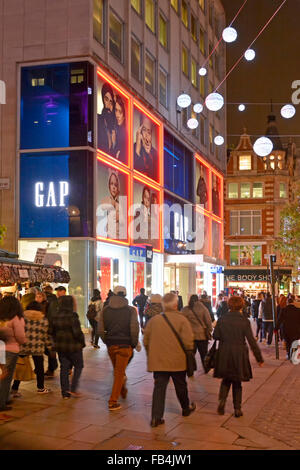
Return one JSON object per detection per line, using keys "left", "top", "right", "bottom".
{"left": 96, "top": 156, "right": 130, "bottom": 246}
{"left": 97, "top": 69, "right": 131, "bottom": 166}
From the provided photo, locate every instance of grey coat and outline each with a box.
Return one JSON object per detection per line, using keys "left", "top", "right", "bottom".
{"left": 181, "top": 301, "right": 212, "bottom": 341}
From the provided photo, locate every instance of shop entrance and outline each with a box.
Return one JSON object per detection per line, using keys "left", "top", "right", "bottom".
{"left": 132, "top": 262, "right": 152, "bottom": 298}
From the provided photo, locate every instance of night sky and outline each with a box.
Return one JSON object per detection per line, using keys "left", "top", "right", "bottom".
{"left": 221, "top": 0, "right": 300, "bottom": 149}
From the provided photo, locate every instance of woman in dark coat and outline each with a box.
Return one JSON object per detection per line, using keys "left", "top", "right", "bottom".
{"left": 213, "top": 296, "right": 264, "bottom": 417}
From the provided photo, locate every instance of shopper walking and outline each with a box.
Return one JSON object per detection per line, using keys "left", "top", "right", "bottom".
{"left": 143, "top": 292, "right": 196, "bottom": 428}
{"left": 216, "top": 297, "right": 229, "bottom": 319}
{"left": 0, "top": 297, "right": 26, "bottom": 412}
{"left": 251, "top": 293, "right": 263, "bottom": 341}
{"left": 260, "top": 292, "right": 274, "bottom": 345}
{"left": 98, "top": 286, "right": 139, "bottom": 411}
{"left": 181, "top": 295, "right": 212, "bottom": 370}
{"left": 133, "top": 288, "right": 148, "bottom": 329}
{"left": 144, "top": 294, "right": 163, "bottom": 328}
{"left": 11, "top": 301, "right": 53, "bottom": 395}
{"left": 44, "top": 286, "right": 66, "bottom": 378}
{"left": 199, "top": 293, "right": 215, "bottom": 322}
{"left": 213, "top": 296, "right": 264, "bottom": 417}
{"left": 49, "top": 296, "right": 85, "bottom": 399}
{"left": 275, "top": 295, "right": 300, "bottom": 359}
{"left": 87, "top": 289, "right": 103, "bottom": 348}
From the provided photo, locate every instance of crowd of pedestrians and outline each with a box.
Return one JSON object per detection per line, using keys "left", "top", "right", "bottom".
{"left": 0, "top": 284, "right": 299, "bottom": 428}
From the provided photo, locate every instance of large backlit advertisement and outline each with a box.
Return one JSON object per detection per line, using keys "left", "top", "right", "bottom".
{"left": 97, "top": 71, "right": 130, "bottom": 166}
{"left": 195, "top": 159, "right": 210, "bottom": 211}
{"left": 20, "top": 152, "right": 93, "bottom": 238}
{"left": 132, "top": 180, "right": 160, "bottom": 251}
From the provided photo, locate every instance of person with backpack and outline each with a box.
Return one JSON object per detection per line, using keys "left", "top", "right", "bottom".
{"left": 87, "top": 289, "right": 103, "bottom": 349}
{"left": 181, "top": 295, "right": 212, "bottom": 371}
{"left": 98, "top": 286, "right": 139, "bottom": 411}
{"left": 133, "top": 288, "right": 148, "bottom": 329}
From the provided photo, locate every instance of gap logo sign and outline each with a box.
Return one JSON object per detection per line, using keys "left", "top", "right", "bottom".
{"left": 20, "top": 154, "right": 70, "bottom": 237}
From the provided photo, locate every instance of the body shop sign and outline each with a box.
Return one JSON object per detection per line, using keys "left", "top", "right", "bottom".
{"left": 225, "top": 270, "right": 269, "bottom": 282}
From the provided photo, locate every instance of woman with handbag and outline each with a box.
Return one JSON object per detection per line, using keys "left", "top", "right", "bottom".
{"left": 143, "top": 292, "right": 196, "bottom": 428}
{"left": 213, "top": 296, "right": 264, "bottom": 417}
{"left": 181, "top": 295, "right": 212, "bottom": 371}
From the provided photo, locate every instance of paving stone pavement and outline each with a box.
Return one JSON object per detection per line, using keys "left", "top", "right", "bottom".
{"left": 0, "top": 326, "right": 299, "bottom": 451}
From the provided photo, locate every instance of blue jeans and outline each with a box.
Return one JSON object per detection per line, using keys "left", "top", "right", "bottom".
{"left": 58, "top": 351, "right": 84, "bottom": 397}
{"left": 0, "top": 351, "right": 18, "bottom": 409}
{"left": 263, "top": 322, "right": 274, "bottom": 345}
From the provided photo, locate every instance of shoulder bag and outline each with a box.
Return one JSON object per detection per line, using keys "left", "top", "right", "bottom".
{"left": 191, "top": 308, "right": 212, "bottom": 341}
{"left": 162, "top": 314, "right": 197, "bottom": 377}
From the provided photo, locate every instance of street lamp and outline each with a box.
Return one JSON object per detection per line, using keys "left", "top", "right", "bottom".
{"left": 222, "top": 27, "right": 238, "bottom": 43}
{"left": 205, "top": 92, "right": 224, "bottom": 111}
{"left": 177, "top": 93, "right": 191, "bottom": 108}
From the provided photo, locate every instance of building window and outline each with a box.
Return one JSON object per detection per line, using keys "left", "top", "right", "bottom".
{"left": 181, "top": 0, "right": 189, "bottom": 28}
{"left": 70, "top": 69, "right": 85, "bottom": 84}
{"left": 280, "top": 183, "right": 287, "bottom": 198}
{"left": 145, "top": 0, "right": 155, "bottom": 33}
{"left": 159, "top": 68, "right": 168, "bottom": 108}
{"left": 228, "top": 183, "right": 238, "bottom": 198}
{"left": 253, "top": 182, "right": 263, "bottom": 198}
{"left": 240, "top": 182, "right": 251, "bottom": 199}
{"left": 230, "top": 245, "right": 262, "bottom": 266}
{"left": 209, "top": 1, "right": 213, "bottom": 26}
{"left": 199, "top": 76, "right": 205, "bottom": 97}
{"left": 145, "top": 51, "right": 156, "bottom": 94}
{"left": 199, "top": 0, "right": 205, "bottom": 12}
{"left": 200, "top": 115, "right": 205, "bottom": 145}
{"left": 182, "top": 44, "right": 189, "bottom": 76}
{"left": 199, "top": 28, "right": 205, "bottom": 55}
{"left": 209, "top": 125, "right": 214, "bottom": 154}
{"left": 191, "top": 13, "right": 197, "bottom": 42}
{"left": 131, "top": 35, "right": 142, "bottom": 82}
{"left": 230, "top": 211, "right": 261, "bottom": 236}
{"left": 209, "top": 42, "right": 213, "bottom": 68}
{"left": 93, "top": 0, "right": 104, "bottom": 44}
{"left": 209, "top": 81, "right": 213, "bottom": 94}
{"left": 131, "top": 0, "right": 141, "bottom": 15}
{"left": 109, "top": 11, "right": 123, "bottom": 62}
{"left": 159, "top": 14, "right": 168, "bottom": 49}
{"left": 191, "top": 110, "right": 199, "bottom": 138}
{"left": 191, "top": 58, "right": 197, "bottom": 88}
{"left": 31, "top": 78, "right": 45, "bottom": 87}
{"left": 239, "top": 155, "right": 252, "bottom": 170}
{"left": 171, "top": 0, "right": 178, "bottom": 12}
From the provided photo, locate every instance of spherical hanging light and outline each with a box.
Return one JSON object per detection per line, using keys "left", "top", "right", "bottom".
{"left": 222, "top": 27, "right": 238, "bottom": 43}
{"left": 238, "top": 104, "right": 246, "bottom": 112}
{"left": 193, "top": 103, "right": 203, "bottom": 114}
{"left": 253, "top": 137, "right": 273, "bottom": 157}
{"left": 281, "top": 104, "right": 296, "bottom": 119}
{"left": 187, "top": 118, "right": 199, "bottom": 130}
{"left": 177, "top": 93, "right": 191, "bottom": 108}
{"left": 205, "top": 92, "right": 224, "bottom": 112}
{"left": 214, "top": 135, "right": 224, "bottom": 146}
{"left": 244, "top": 49, "right": 256, "bottom": 61}
{"left": 199, "top": 67, "right": 207, "bottom": 76}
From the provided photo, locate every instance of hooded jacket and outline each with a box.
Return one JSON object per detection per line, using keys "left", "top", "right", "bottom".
{"left": 20, "top": 309, "right": 53, "bottom": 356}
{"left": 276, "top": 301, "right": 300, "bottom": 342}
{"left": 98, "top": 295, "right": 139, "bottom": 348}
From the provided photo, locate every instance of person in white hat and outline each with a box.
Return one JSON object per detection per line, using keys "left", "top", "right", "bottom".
{"left": 98, "top": 286, "right": 139, "bottom": 411}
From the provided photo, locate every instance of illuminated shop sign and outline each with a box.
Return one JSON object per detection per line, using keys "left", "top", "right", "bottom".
{"left": 34, "top": 182, "right": 69, "bottom": 207}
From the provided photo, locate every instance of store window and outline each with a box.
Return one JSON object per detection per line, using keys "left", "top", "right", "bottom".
{"left": 20, "top": 62, "right": 93, "bottom": 149}
{"left": 230, "top": 245, "right": 262, "bottom": 266}
{"left": 20, "top": 151, "right": 93, "bottom": 239}
{"left": 228, "top": 183, "right": 238, "bottom": 198}
{"left": 164, "top": 130, "right": 193, "bottom": 201}
{"left": 131, "top": 35, "right": 142, "bottom": 82}
{"left": 280, "top": 183, "right": 287, "bottom": 198}
{"left": 131, "top": 0, "right": 141, "bottom": 15}
{"left": 109, "top": 11, "right": 123, "bottom": 62}
{"left": 182, "top": 44, "right": 189, "bottom": 76}
{"left": 230, "top": 211, "right": 261, "bottom": 236}
{"left": 145, "top": 0, "right": 155, "bottom": 33}
{"left": 230, "top": 246, "right": 239, "bottom": 266}
{"left": 159, "top": 14, "right": 168, "bottom": 49}
{"left": 171, "top": 0, "right": 178, "bottom": 12}
{"left": 159, "top": 67, "right": 168, "bottom": 108}
{"left": 181, "top": 0, "right": 189, "bottom": 28}
{"left": 241, "top": 183, "right": 251, "bottom": 199}
{"left": 199, "top": 28, "right": 205, "bottom": 55}
{"left": 239, "top": 155, "right": 252, "bottom": 170}
{"left": 145, "top": 52, "right": 156, "bottom": 95}
{"left": 93, "top": 0, "right": 104, "bottom": 44}
{"left": 191, "top": 13, "right": 197, "bottom": 42}
{"left": 253, "top": 182, "right": 263, "bottom": 198}
{"left": 191, "top": 58, "right": 197, "bottom": 88}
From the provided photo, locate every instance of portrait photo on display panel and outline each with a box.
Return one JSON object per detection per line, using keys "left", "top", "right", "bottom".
{"left": 212, "top": 220, "right": 222, "bottom": 260}
{"left": 195, "top": 160, "right": 209, "bottom": 210}
{"left": 212, "top": 173, "right": 221, "bottom": 217}
{"left": 132, "top": 180, "right": 160, "bottom": 250}
{"left": 133, "top": 106, "right": 159, "bottom": 182}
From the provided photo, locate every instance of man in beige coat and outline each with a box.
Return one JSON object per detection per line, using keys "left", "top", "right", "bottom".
{"left": 143, "top": 292, "right": 196, "bottom": 427}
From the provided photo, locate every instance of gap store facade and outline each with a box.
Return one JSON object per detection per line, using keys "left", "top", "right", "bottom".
{"left": 18, "top": 60, "right": 224, "bottom": 322}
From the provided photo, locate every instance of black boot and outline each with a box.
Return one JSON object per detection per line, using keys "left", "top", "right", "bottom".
{"left": 232, "top": 382, "right": 243, "bottom": 418}
{"left": 217, "top": 380, "right": 230, "bottom": 415}
{"left": 217, "top": 399, "right": 226, "bottom": 415}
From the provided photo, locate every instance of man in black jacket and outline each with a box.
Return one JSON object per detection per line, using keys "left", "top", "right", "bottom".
{"left": 251, "top": 293, "right": 263, "bottom": 341}
{"left": 99, "top": 286, "right": 139, "bottom": 411}
{"left": 261, "top": 292, "right": 274, "bottom": 345}
{"left": 133, "top": 288, "right": 148, "bottom": 329}
{"left": 276, "top": 295, "right": 300, "bottom": 358}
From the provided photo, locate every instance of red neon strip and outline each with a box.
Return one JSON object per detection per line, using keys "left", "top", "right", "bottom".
{"left": 195, "top": 153, "right": 211, "bottom": 169}
{"left": 96, "top": 236, "right": 130, "bottom": 246}
{"left": 133, "top": 101, "right": 162, "bottom": 127}
{"left": 133, "top": 174, "right": 161, "bottom": 191}
{"left": 97, "top": 152, "right": 131, "bottom": 174}
{"left": 97, "top": 69, "right": 130, "bottom": 101}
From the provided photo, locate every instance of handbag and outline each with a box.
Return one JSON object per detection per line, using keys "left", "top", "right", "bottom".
{"left": 162, "top": 314, "right": 197, "bottom": 377}
{"left": 13, "top": 356, "right": 35, "bottom": 381}
{"left": 191, "top": 308, "right": 212, "bottom": 341}
{"left": 203, "top": 340, "right": 218, "bottom": 374}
